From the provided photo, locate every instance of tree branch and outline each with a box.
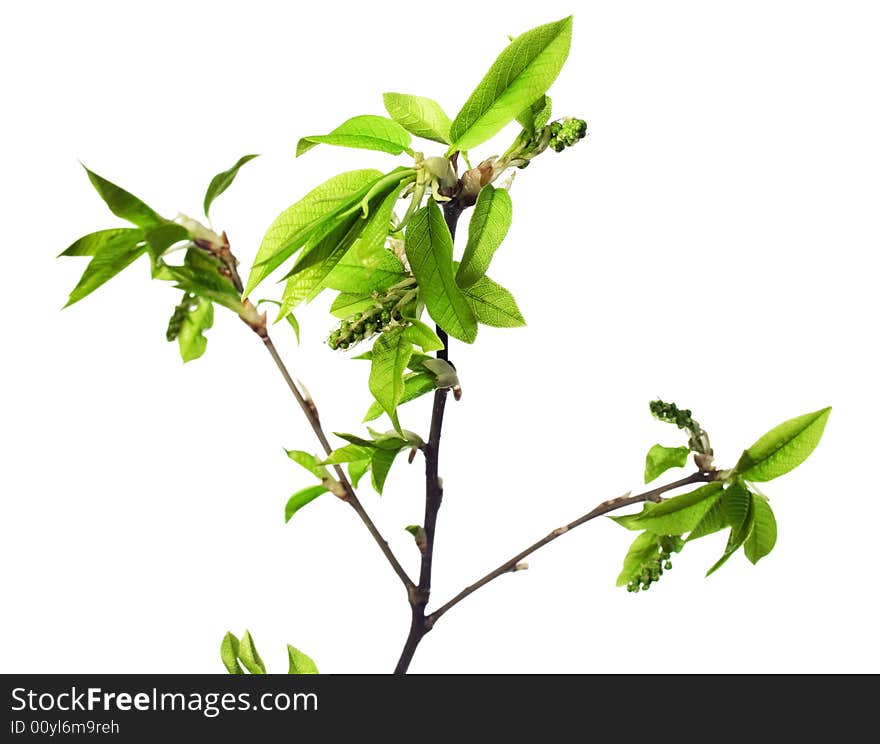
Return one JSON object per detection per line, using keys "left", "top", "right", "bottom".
{"left": 425, "top": 470, "right": 716, "bottom": 628}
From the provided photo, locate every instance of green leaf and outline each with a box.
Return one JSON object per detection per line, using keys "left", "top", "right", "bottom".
{"left": 456, "top": 185, "right": 513, "bottom": 287}
{"left": 246, "top": 169, "right": 382, "bottom": 296}
{"left": 238, "top": 630, "right": 266, "bottom": 674}
{"left": 348, "top": 459, "right": 371, "bottom": 489}
{"left": 401, "top": 320, "right": 445, "bottom": 352}
{"left": 60, "top": 227, "right": 144, "bottom": 257}
{"left": 363, "top": 372, "right": 436, "bottom": 422}
{"left": 644, "top": 444, "right": 690, "bottom": 484}
{"left": 64, "top": 234, "right": 148, "bottom": 307}
{"left": 405, "top": 201, "right": 477, "bottom": 343}
{"left": 516, "top": 94, "right": 552, "bottom": 135}
{"left": 285, "top": 484, "right": 328, "bottom": 523}
{"left": 285, "top": 450, "right": 330, "bottom": 481}
{"left": 460, "top": 274, "right": 525, "bottom": 327}
{"left": 162, "top": 247, "right": 243, "bottom": 313}
{"left": 735, "top": 407, "right": 831, "bottom": 482}
{"left": 383, "top": 92, "right": 452, "bottom": 144}
{"left": 297, "top": 115, "right": 413, "bottom": 157}
{"left": 371, "top": 447, "right": 400, "bottom": 495}
{"left": 744, "top": 494, "right": 777, "bottom": 565}
{"left": 82, "top": 165, "right": 164, "bottom": 228}
{"left": 176, "top": 296, "right": 213, "bottom": 363}
{"left": 276, "top": 263, "right": 326, "bottom": 320}
{"left": 616, "top": 532, "right": 658, "bottom": 587}
{"left": 618, "top": 483, "right": 723, "bottom": 536}
{"left": 368, "top": 329, "right": 413, "bottom": 431}
{"left": 448, "top": 17, "right": 573, "bottom": 152}
{"left": 204, "top": 154, "right": 259, "bottom": 217}
{"left": 331, "top": 293, "right": 375, "bottom": 318}
{"left": 144, "top": 223, "right": 190, "bottom": 262}
{"left": 706, "top": 483, "right": 753, "bottom": 576}
{"left": 322, "top": 444, "right": 375, "bottom": 465}
{"left": 287, "top": 645, "right": 319, "bottom": 674}
{"left": 220, "top": 632, "right": 243, "bottom": 674}
{"left": 366, "top": 427, "right": 410, "bottom": 450}
{"left": 686, "top": 497, "right": 727, "bottom": 542}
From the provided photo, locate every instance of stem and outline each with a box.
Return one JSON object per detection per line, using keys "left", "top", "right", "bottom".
{"left": 261, "top": 333, "right": 415, "bottom": 594}
{"left": 426, "top": 471, "right": 716, "bottom": 627}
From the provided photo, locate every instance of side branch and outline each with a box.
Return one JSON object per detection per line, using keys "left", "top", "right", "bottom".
{"left": 426, "top": 470, "right": 716, "bottom": 627}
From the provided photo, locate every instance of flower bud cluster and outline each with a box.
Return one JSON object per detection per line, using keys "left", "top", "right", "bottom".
{"left": 328, "top": 280, "right": 416, "bottom": 350}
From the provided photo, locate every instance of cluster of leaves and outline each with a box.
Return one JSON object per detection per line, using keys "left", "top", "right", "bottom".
{"left": 220, "top": 630, "right": 317, "bottom": 675}
{"left": 614, "top": 405, "right": 831, "bottom": 590}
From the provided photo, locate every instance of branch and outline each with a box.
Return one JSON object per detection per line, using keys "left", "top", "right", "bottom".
{"left": 426, "top": 470, "right": 716, "bottom": 628}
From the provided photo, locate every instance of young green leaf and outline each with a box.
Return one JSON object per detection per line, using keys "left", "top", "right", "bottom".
{"left": 220, "top": 632, "right": 243, "bottom": 675}
{"left": 287, "top": 645, "right": 319, "bottom": 675}
{"left": 82, "top": 165, "right": 164, "bottom": 228}
{"left": 456, "top": 185, "right": 513, "bottom": 287}
{"left": 348, "top": 459, "right": 371, "bottom": 489}
{"left": 616, "top": 531, "right": 659, "bottom": 587}
{"left": 368, "top": 329, "right": 413, "bottom": 431}
{"left": 322, "top": 444, "right": 375, "bottom": 465}
{"left": 275, "top": 263, "right": 326, "bottom": 321}
{"left": 516, "top": 95, "right": 552, "bottom": 135}
{"left": 60, "top": 227, "right": 144, "bottom": 257}
{"left": 285, "top": 484, "right": 328, "bottom": 523}
{"left": 161, "top": 247, "right": 244, "bottom": 313}
{"left": 246, "top": 169, "right": 382, "bottom": 296}
{"left": 383, "top": 92, "right": 453, "bottom": 144}
{"left": 285, "top": 450, "right": 330, "bottom": 481}
{"left": 371, "top": 447, "right": 400, "bottom": 495}
{"left": 686, "top": 497, "right": 727, "bottom": 542}
{"left": 297, "top": 115, "right": 413, "bottom": 157}
{"left": 644, "top": 444, "right": 690, "bottom": 484}
{"left": 363, "top": 372, "right": 437, "bottom": 422}
{"left": 175, "top": 296, "right": 213, "bottom": 363}
{"left": 744, "top": 494, "right": 777, "bottom": 564}
{"left": 331, "top": 292, "right": 376, "bottom": 319}
{"left": 405, "top": 201, "right": 477, "bottom": 343}
{"left": 616, "top": 483, "right": 723, "bottom": 536}
{"left": 460, "top": 274, "right": 525, "bottom": 327}
{"left": 448, "top": 17, "right": 573, "bottom": 152}
{"left": 238, "top": 630, "right": 266, "bottom": 674}
{"left": 203, "top": 154, "right": 259, "bottom": 217}
{"left": 735, "top": 407, "right": 831, "bottom": 482}
{"left": 706, "top": 482, "right": 753, "bottom": 576}
{"left": 145, "top": 223, "right": 190, "bottom": 262}
{"left": 63, "top": 234, "right": 148, "bottom": 307}
{"left": 402, "top": 320, "right": 445, "bottom": 352}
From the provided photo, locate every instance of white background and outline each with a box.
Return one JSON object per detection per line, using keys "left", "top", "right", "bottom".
{"left": 2, "top": 0, "right": 878, "bottom": 673}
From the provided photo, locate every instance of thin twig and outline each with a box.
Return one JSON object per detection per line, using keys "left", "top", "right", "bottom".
{"left": 426, "top": 470, "right": 716, "bottom": 628}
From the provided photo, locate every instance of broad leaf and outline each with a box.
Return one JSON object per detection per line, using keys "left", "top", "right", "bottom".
{"left": 644, "top": 444, "right": 690, "bottom": 484}
{"left": 331, "top": 293, "right": 375, "bottom": 319}
{"left": 285, "top": 485, "right": 328, "bottom": 522}
{"left": 371, "top": 447, "right": 400, "bottom": 495}
{"left": 456, "top": 185, "right": 513, "bottom": 287}
{"left": 64, "top": 234, "right": 148, "bottom": 307}
{"left": 686, "top": 497, "right": 727, "bottom": 542}
{"left": 618, "top": 483, "right": 723, "bottom": 536}
{"left": 383, "top": 92, "right": 453, "bottom": 144}
{"left": 286, "top": 450, "right": 330, "bottom": 481}
{"left": 402, "top": 320, "right": 445, "bottom": 352}
{"left": 706, "top": 483, "right": 753, "bottom": 576}
{"left": 616, "top": 532, "right": 658, "bottom": 587}
{"left": 448, "top": 17, "right": 573, "bottom": 152}
{"left": 60, "top": 227, "right": 143, "bottom": 257}
{"left": 516, "top": 94, "right": 552, "bottom": 135}
{"left": 368, "top": 329, "right": 413, "bottom": 431}
{"left": 348, "top": 459, "right": 371, "bottom": 489}
{"left": 364, "top": 372, "right": 436, "bottom": 422}
{"left": 322, "top": 444, "right": 375, "bottom": 465}
{"left": 204, "top": 154, "right": 259, "bottom": 217}
{"left": 297, "top": 115, "right": 413, "bottom": 157}
{"left": 238, "top": 630, "right": 266, "bottom": 674}
{"left": 735, "top": 407, "right": 831, "bottom": 482}
{"left": 276, "top": 263, "right": 326, "bottom": 320}
{"left": 460, "top": 274, "right": 525, "bottom": 327}
{"left": 175, "top": 296, "right": 213, "bottom": 363}
{"left": 82, "top": 165, "right": 163, "bottom": 228}
{"left": 220, "top": 632, "right": 243, "bottom": 675}
{"left": 246, "top": 169, "right": 382, "bottom": 295}
{"left": 744, "top": 494, "right": 777, "bottom": 564}
{"left": 287, "top": 645, "right": 319, "bottom": 675}
{"left": 405, "top": 201, "right": 477, "bottom": 342}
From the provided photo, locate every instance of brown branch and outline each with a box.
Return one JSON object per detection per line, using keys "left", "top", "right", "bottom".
{"left": 425, "top": 470, "right": 716, "bottom": 628}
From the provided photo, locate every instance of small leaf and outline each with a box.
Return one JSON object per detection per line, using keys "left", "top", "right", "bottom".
{"left": 456, "top": 185, "right": 513, "bottom": 288}
{"left": 644, "top": 444, "right": 690, "bottom": 484}
{"left": 238, "top": 630, "right": 266, "bottom": 674}
{"left": 363, "top": 372, "right": 436, "bottom": 422}
{"left": 175, "top": 295, "right": 213, "bottom": 363}
{"left": 204, "top": 154, "right": 259, "bottom": 217}
{"left": 368, "top": 329, "right": 413, "bottom": 431}
{"left": 401, "top": 320, "right": 445, "bottom": 352}
{"left": 448, "top": 17, "right": 573, "bottom": 152}
{"left": 220, "top": 632, "right": 243, "bottom": 674}
{"left": 82, "top": 165, "right": 164, "bottom": 228}
{"left": 405, "top": 201, "right": 477, "bottom": 343}
{"left": 371, "top": 447, "right": 400, "bottom": 495}
{"left": 383, "top": 92, "right": 453, "bottom": 144}
{"left": 348, "top": 459, "right": 371, "bottom": 489}
{"left": 246, "top": 169, "right": 382, "bottom": 296}
{"left": 64, "top": 234, "right": 148, "bottom": 307}
{"left": 322, "top": 444, "right": 375, "bottom": 465}
{"left": 744, "top": 494, "right": 777, "bottom": 565}
{"left": 706, "top": 483, "right": 753, "bottom": 576}
{"left": 161, "top": 247, "right": 243, "bottom": 313}
{"left": 616, "top": 532, "right": 658, "bottom": 587}
{"left": 735, "top": 408, "right": 831, "bottom": 482}
{"left": 516, "top": 95, "right": 552, "bottom": 135}
{"left": 285, "top": 450, "right": 330, "bottom": 480}
{"left": 297, "top": 115, "right": 413, "bottom": 157}
{"left": 287, "top": 644, "right": 319, "bottom": 674}
{"left": 285, "top": 485, "right": 328, "bottom": 522}
{"left": 460, "top": 274, "right": 525, "bottom": 327}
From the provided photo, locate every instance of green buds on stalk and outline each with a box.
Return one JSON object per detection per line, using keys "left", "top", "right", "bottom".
{"left": 547, "top": 117, "right": 587, "bottom": 152}
{"left": 328, "top": 278, "right": 418, "bottom": 350}
{"left": 626, "top": 535, "right": 681, "bottom": 593}
{"left": 650, "top": 399, "right": 713, "bottom": 461}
